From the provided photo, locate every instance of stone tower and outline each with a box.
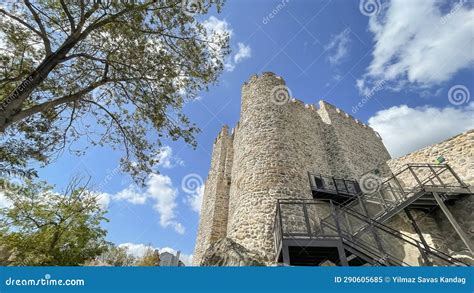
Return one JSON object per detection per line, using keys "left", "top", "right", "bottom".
{"left": 193, "top": 72, "right": 392, "bottom": 265}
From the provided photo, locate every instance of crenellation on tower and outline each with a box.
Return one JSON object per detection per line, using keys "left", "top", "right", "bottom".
{"left": 317, "top": 100, "right": 375, "bottom": 133}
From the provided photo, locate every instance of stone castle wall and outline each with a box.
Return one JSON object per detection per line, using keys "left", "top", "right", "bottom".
{"left": 386, "top": 130, "right": 473, "bottom": 186}
{"left": 226, "top": 74, "right": 332, "bottom": 261}
{"left": 193, "top": 73, "right": 392, "bottom": 265}
{"left": 319, "top": 102, "right": 391, "bottom": 178}
{"left": 193, "top": 126, "right": 233, "bottom": 264}
{"left": 385, "top": 130, "right": 474, "bottom": 258}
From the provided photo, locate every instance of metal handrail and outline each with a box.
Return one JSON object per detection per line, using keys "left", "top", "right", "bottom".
{"left": 274, "top": 198, "right": 469, "bottom": 266}
{"left": 336, "top": 230, "right": 408, "bottom": 266}
{"left": 331, "top": 205, "right": 469, "bottom": 265}
{"left": 277, "top": 198, "right": 445, "bottom": 252}
{"left": 320, "top": 163, "right": 466, "bottom": 225}
{"left": 317, "top": 165, "right": 463, "bottom": 246}
{"left": 274, "top": 164, "right": 470, "bottom": 265}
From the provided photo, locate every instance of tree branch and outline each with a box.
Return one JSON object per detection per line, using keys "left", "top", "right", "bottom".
{"left": 82, "top": 98, "right": 131, "bottom": 159}
{"left": 60, "top": 101, "right": 77, "bottom": 151}
{"left": 60, "top": 0, "right": 76, "bottom": 32}
{"left": 7, "top": 80, "right": 107, "bottom": 126}
{"left": 59, "top": 53, "right": 107, "bottom": 63}
{"left": 23, "top": 0, "right": 52, "bottom": 55}
{"left": 0, "top": 9, "right": 44, "bottom": 40}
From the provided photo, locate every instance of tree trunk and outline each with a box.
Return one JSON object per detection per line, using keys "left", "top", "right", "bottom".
{"left": 0, "top": 36, "right": 79, "bottom": 132}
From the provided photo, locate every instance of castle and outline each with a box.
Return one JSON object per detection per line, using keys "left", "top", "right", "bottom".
{"left": 193, "top": 72, "right": 473, "bottom": 266}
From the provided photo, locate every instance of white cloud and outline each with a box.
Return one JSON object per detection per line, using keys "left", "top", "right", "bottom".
{"left": 201, "top": 16, "right": 251, "bottom": 72}
{"left": 225, "top": 42, "right": 252, "bottom": 72}
{"left": 186, "top": 184, "right": 205, "bottom": 213}
{"left": 202, "top": 16, "right": 233, "bottom": 72}
{"left": 119, "top": 243, "right": 153, "bottom": 258}
{"left": 368, "top": 102, "right": 474, "bottom": 158}
{"left": 95, "top": 192, "right": 111, "bottom": 210}
{"left": 146, "top": 174, "right": 184, "bottom": 234}
{"left": 119, "top": 243, "right": 193, "bottom": 266}
{"left": 233, "top": 42, "right": 252, "bottom": 64}
{"left": 115, "top": 185, "right": 147, "bottom": 205}
{"left": 324, "top": 28, "right": 351, "bottom": 65}
{"left": 110, "top": 174, "right": 184, "bottom": 234}
{"left": 358, "top": 0, "right": 474, "bottom": 93}
{"left": 155, "top": 146, "right": 184, "bottom": 169}
{"left": 224, "top": 62, "right": 235, "bottom": 72}
{"left": 202, "top": 16, "right": 233, "bottom": 38}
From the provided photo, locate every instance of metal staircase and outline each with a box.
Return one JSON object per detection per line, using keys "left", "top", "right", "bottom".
{"left": 324, "top": 203, "right": 468, "bottom": 266}
{"left": 274, "top": 163, "right": 473, "bottom": 266}
{"left": 318, "top": 164, "right": 472, "bottom": 239}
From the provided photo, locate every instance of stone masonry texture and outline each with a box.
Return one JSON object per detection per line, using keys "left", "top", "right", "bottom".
{"left": 193, "top": 72, "right": 473, "bottom": 266}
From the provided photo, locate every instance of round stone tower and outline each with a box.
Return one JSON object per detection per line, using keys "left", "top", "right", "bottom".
{"left": 226, "top": 73, "right": 331, "bottom": 260}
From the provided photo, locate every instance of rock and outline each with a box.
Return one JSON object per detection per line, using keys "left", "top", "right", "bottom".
{"left": 200, "top": 238, "right": 266, "bottom": 266}
{"left": 448, "top": 250, "right": 474, "bottom": 266}
{"left": 319, "top": 260, "right": 337, "bottom": 266}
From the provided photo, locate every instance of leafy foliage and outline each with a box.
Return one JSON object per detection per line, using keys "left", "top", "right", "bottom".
{"left": 0, "top": 0, "right": 229, "bottom": 183}
{"left": 135, "top": 247, "right": 160, "bottom": 266}
{"left": 87, "top": 244, "right": 136, "bottom": 266}
{"left": 0, "top": 178, "right": 109, "bottom": 266}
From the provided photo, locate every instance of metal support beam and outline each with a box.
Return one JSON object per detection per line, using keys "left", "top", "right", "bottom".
{"left": 404, "top": 208, "right": 432, "bottom": 266}
{"left": 358, "top": 197, "right": 386, "bottom": 257}
{"left": 428, "top": 165, "right": 444, "bottom": 187}
{"left": 377, "top": 188, "right": 388, "bottom": 209}
{"left": 408, "top": 166, "right": 423, "bottom": 186}
{"left": 432, "top": 192, "right": 474, "bottom": 254}
{"left": 282, "top": 244, "right": 290, "bottom": 266}
{"left": 446, "top": 165, "right": 466, "bottom": 187}
{"left": 391, "top": 173, "right": 406, "bottom": 200}
{"left": 337, "top": 243, "right": 349, "bottom": 266}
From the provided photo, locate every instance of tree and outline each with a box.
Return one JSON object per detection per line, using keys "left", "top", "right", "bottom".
{"left": 0, "top": 245, "right": 12, "bottom": 265}
{"left": 0, "top": 177, "right": 110, "bottom": 266}
{"left": 0, "top": 0, "right": 229, "bottom": 183}
{"left": 136, "top": 247, "right": 160, "bottom": 266}
{"left": 87, "top": 244, "right": 136, "bottom": 266}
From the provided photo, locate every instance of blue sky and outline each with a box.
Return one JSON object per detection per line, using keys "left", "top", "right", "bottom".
{"left": 18, "top": 0, "right": 474, "bottom": 264}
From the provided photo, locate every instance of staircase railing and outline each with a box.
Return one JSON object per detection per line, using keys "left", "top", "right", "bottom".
{"left": 274, "top": 198, "right": 468, "bottom": 266}
{"left": 319, "top": 164, "right": 467, "bottom": 235}
{"left": 322, "top": 204, "right": 469, "bottom": 266}
{"left": 275, "top": 164, "right": 470, "bottom": 266}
